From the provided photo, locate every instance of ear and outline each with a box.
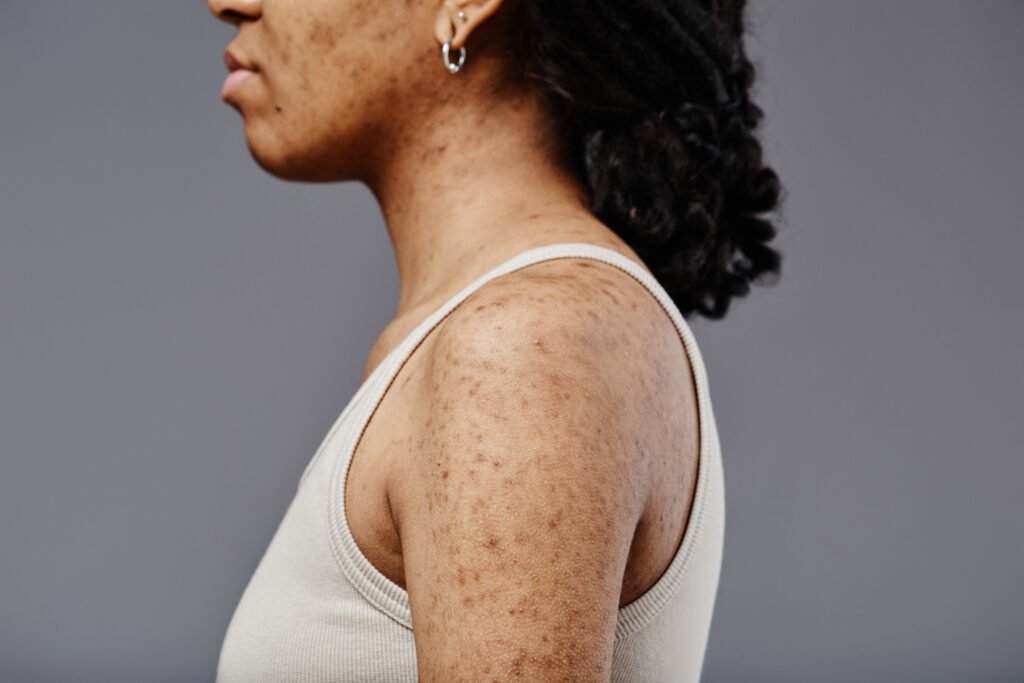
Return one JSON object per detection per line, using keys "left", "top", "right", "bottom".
{"left": 432, "top": 0, "right": 505, "bottom": 51}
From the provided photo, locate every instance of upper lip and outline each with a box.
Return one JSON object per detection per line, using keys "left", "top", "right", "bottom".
{"left": 224, "top": 48, "right": 258, "bottom": 73}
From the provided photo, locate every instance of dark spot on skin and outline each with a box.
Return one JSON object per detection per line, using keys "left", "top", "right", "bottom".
{"left": 308, "top": 19, "right": 337, "bottom": 48}
{"left": 338, "top": 255, "right": 691, "bottom": 679}
{"left": 600, "top": 285, "right": 621, "bottom": 304}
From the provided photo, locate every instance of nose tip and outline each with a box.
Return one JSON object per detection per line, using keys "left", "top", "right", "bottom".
{"left": 208, "top": 0, "right": 261, "bottom": 25}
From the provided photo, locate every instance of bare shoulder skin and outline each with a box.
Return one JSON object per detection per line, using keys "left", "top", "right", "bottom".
{"left": 209, "top": 0, "right": 700, "bottom": 678}
{"left": 387, "top": 259, "right": 698, "bottom": 682}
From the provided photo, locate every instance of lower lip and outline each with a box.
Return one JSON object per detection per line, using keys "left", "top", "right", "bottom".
{"left": 221, "top": 69, "right": 259, "bottom": 99}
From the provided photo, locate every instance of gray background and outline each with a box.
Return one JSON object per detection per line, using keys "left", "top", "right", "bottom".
{"left": 1, "top": 1, "right": 1021, "bottom": 681}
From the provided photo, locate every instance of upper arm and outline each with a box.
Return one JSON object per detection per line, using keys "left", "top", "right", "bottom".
{"left": 392, "top": 271, "right": 653, "bottom": 682}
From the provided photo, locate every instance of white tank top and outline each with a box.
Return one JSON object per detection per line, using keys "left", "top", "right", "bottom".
{"left": 215, "top": 241, "right": 725, "bottom": 682}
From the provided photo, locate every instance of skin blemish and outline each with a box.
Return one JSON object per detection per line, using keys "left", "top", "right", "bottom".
{"left": 307, "top": 19, "right": 337, "bottom": 48}
{"left": 600, "top": 285, "right": 621, "bottom": 304}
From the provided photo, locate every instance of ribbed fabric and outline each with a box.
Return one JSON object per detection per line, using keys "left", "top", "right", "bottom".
{"left": 215, "top": 242, "right": 725, "bottom": 682}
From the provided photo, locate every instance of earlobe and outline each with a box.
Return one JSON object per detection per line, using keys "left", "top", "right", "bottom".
{"left": 432, "top": 0, "right": 505, "bottom": 51}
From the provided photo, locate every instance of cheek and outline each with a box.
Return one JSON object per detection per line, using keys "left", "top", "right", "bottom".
{"left": 265, "top": 4, "right": 377, "bottom": 105}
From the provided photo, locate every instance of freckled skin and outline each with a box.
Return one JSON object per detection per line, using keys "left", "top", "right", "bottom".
{"left": 209, "top": 0, "right": 518, "bottom": 186}
{"left": 208, "top": 0, "right": 654, "bottom": 330}
{"left": 211, "top": 0, "right": 422, "bottom": 180}
{"left": 351, "top": 261, "right": 700, "bottom": 681}
{"left": 208, "top": 1, "right": 701, "bottom": 680}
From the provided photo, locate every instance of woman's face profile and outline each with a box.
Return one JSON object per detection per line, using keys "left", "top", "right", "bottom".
{"left": 208, "top": 0, "right": 503, "bottom": 183}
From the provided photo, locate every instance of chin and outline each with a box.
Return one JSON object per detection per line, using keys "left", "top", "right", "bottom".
{"left": 242, "top": 121, "right": 358, "bottom": 183}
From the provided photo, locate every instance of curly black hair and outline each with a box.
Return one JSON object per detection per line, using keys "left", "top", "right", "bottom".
{"left": 496, "top": 0, "right": 785, "bottom": 320}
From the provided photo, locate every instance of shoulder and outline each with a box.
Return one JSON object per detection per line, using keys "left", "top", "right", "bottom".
{"left": 433, "top": 254, "right": 672, "bottom": 370}
{"left": 389, "top": 256, "right": 681, "bottom": 680}
{"left": 422, "top": 256, "right": 673, "bottom": 455}
{"left": 426, "top": 255, "right": 659, "bottom": 465}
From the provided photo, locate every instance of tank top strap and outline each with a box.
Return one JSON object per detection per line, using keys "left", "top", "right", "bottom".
{"left": 327, "top": 240, "right": 719, "bottom": 633}
{"left": 364, "top": 241, "right": 709, "bottom": 394}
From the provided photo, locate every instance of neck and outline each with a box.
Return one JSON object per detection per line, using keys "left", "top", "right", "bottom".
{"left": 362, "top": 85, "right": 608, "bottom": 319}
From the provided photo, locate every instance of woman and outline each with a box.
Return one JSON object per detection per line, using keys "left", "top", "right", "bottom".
{"left": 209, "top": 0, "right": 782, "bottom": 680}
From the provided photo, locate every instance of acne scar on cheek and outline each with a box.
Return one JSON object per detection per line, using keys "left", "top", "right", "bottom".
{"left": 308, "top": 20, "right": 337, "bottom": 49}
